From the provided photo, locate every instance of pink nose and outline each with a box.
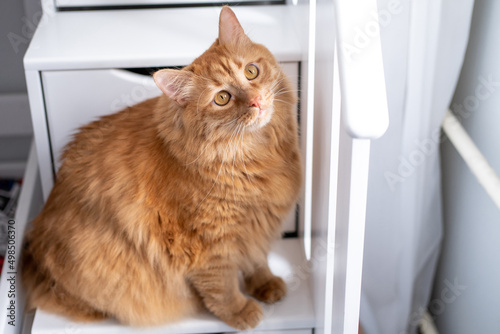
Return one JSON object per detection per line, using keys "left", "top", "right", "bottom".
{"left": 249, "top": 96, "right": 261, "bottom": 109}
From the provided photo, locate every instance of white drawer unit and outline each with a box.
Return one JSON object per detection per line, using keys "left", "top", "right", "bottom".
{"left": 0, "top": 3, "right": 389, "bottom": 334}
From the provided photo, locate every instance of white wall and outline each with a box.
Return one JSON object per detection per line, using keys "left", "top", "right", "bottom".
{"left": 433, "top": 0, "right": 500, "bottom": 332}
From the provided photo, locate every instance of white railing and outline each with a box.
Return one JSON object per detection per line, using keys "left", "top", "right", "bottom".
{"left": 442, "top": 109, "right": 500, "bottom": 210}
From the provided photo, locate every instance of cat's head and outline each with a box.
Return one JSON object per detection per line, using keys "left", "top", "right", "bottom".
{"left": 153, "top": 6, "right": 292, "bottom": 140}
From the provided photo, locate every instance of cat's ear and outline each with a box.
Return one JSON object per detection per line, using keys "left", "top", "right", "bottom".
{"left": 153, "top": 69, "right": 193, "bottom": 106}
{"left": 218, "top": 6, "right": 249, "bottom": 46}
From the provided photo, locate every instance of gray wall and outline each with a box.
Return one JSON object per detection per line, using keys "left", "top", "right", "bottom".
{"left": 433, "top": 0, "right": 500, "bottom": 332}
{"left": 0, "top": 0, "right": 40, "bottom": 171}
{"left": 0, "top": 0, "right": 42, "bottom": 93}
{"left": 0, "top": 0, "right": 30, "bottom": 93}
{"left": 0, "top": 0, "right": 43, "bottom": 93}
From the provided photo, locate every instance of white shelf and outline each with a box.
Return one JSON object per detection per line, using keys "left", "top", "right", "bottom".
{"left": 24, "top": 6, "right": 303, "bottom": 71}
{"left": 31, "top": 238, "right": 315, "bottom": 334}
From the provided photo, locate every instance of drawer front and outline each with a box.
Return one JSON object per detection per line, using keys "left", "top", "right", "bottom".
{"left": 41, "top": 69, "right": 162, "bottom": 172}
{"left": 41, "top": 63, "right": 299, "bottom": 234}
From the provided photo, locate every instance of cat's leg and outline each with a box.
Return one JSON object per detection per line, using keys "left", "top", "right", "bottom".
{"left": 243, "top": 257, "right": 287, "bottom": 304}
{"left": 188, "top": 262, "right": 263, "bottom": 330}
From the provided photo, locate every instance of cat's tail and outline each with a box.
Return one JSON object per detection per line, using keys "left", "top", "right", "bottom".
{"left": 20, "top": 234, "right": 108, "bottom": 322}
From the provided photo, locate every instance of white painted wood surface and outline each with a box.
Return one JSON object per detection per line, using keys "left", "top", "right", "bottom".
{"left": 307, "top": 0, "right": 337, "bottom": 332}
{"left": 24, "top": 6, "right": 302, "bottom": 71}
{"left": 31, "top": 238, "right": 315, "bottom": 334}
{"left": 24, "top": 70, "right": 53, "bottom": 201}
{"left": 333, "top": 0, "right": 389, "bottom": 139}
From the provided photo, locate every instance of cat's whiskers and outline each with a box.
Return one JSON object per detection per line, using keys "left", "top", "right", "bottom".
{"left": 270, "top": 77, "right": 286, "bottom": 93}
{"left": 220, "top": 118, "right": 239, "bottom": 129}
{"left": 274, "top": 88, "right": 301, "bottom": 96}
{"left": 273, "top": 98, "right": 296, "bottom": 106}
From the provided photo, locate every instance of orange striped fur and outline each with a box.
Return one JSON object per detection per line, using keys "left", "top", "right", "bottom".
{"left": 21, "top": 6, "right": 302, "bottom": 330}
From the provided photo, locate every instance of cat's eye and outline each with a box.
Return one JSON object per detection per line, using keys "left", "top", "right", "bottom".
{"left": 244, "top": 64, "right": 259, "bottom": 80}
{"left": 214, "top": 91, "right": 231, "bottom": 106}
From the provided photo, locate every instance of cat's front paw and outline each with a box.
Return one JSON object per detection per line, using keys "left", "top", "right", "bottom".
{"left": 224, "top": 298, "right": 263, "bottom": 330}
{"left": 251, "top": 276, "right": 287, "bottom": 304}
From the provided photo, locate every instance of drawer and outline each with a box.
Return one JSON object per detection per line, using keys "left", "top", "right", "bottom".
{"left": 41, "top": 69, "right": 162, "bottom": 172}
{"left": 42, "top": 64, "right": 299, "bottom": 171}
{"left": 41, "top": 62, "right": 300, "bottom": 235}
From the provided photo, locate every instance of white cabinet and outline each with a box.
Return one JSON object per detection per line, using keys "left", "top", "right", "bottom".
{"left": 0, "top": 4, "right": 388, "bottom": 334}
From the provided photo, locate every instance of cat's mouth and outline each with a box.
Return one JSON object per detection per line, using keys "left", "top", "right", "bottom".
{"left": 245, "top": 105, "right": 274, "bottom": 131}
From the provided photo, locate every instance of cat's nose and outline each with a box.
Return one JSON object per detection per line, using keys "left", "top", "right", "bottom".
{"left": 249, "top": 96, "right": 261, "bottom": 109}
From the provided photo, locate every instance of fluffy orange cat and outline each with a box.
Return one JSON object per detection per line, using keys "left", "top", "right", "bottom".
{"left": 21, "top": 6, "right": 301, "bottom": 330}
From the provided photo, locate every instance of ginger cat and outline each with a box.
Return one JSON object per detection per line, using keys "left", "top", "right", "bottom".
{"left": 21, "top": 6, "right": 302, "bottom": 330}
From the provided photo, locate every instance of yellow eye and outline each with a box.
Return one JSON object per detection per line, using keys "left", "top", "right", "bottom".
{"left": 244, "top": 64, "right": 259, "bottom": 80}
{"left": 214, "top": 91, "right": 231, "bottom": 106}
